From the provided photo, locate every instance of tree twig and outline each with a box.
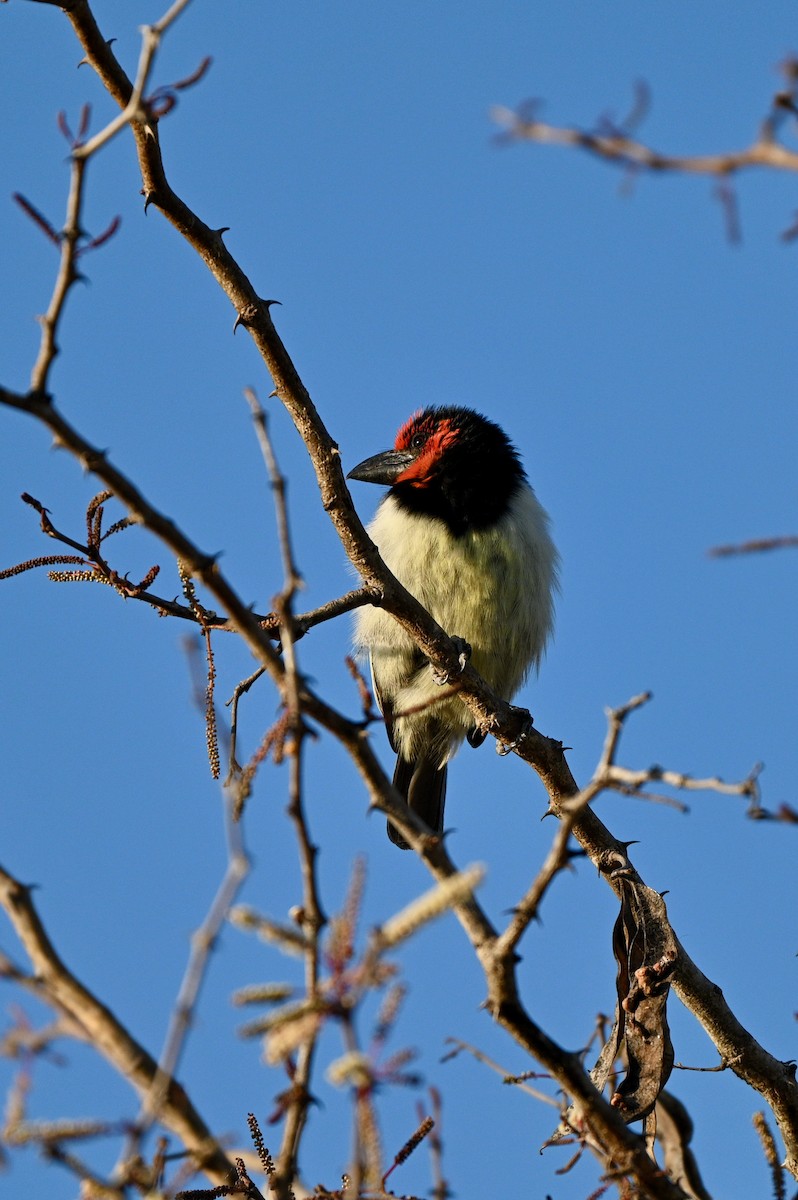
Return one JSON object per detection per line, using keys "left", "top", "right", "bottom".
{"left": 4, "top": 4, "right": 798, "bottom": 1186}
{"left": 0, "top": 863, "right": 234, "bottom": 1185}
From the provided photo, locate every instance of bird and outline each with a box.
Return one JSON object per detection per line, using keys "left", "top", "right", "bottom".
{"left": 348, "top": 405, "right": 558, "bottom": 848}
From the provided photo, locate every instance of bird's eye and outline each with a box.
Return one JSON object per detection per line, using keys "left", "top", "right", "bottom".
{"left": 410, "top": 432, "right": 427, "bottom": 449}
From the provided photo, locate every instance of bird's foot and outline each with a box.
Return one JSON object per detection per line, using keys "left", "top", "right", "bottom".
{"left": 496, "top": 706, "right": 534, "bottom": 755}
{"left": 431, "top": 636, "right": 471, "bottom": 685}
{"left": 467, "top": 725, "right": 487, "bottom": 749}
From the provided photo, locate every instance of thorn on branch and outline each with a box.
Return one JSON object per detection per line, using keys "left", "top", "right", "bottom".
{"left": 233, "top": 300, "right": 282, "bottom": 335}
{"left": 76, "top": 39, "right": 117, "bottom": 73}
{"left": 233, "top": 305, "right": 258, "bottom": 334}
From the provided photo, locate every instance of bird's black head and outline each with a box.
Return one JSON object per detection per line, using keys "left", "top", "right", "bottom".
{"left": 348, "top": 406, "right": 526, "bottom": 535}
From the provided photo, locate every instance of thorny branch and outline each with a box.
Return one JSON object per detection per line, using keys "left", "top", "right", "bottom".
{"left": 2, "top": 2, "right": 798, "bottom": 1194}
{"left": 1, "top": 362, "right": 760, "bottom": 1200}
{"left": 493, "top": 691, "right": 758, "bottom": 964}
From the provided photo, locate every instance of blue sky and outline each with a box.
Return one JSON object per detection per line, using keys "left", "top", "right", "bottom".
{"left": 2, "top": 3, "right": 797, "bottom": 1198}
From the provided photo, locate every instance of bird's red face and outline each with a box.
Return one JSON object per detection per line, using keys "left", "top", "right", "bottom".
{"left": 392, "top": 411, "right": 461, "bottom": 488}
{"left": 348, "top": 405, "right": 526, "bottom": 531}
{"left": 347, "top": 410, "right": 461, "bottom": 489}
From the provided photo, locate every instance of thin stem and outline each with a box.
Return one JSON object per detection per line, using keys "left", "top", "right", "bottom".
{"left": 0, "top": 863, "right": 233, "bottom": 1184}
{"left": 127, "top": 797, "right": 250, "bottom": 1146}
{"left": 30, "top": 156, "right": 87, "bottom": 396}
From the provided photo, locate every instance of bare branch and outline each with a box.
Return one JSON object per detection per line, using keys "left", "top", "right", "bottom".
{"left": 122, "top": 796, "right": 249, "bottom": 1164}
{"left": 244, "top": 387, "right": 303, "bottom": 604}
{"left": 491, "top": 100, "right": 798, "bottom": 177}
{"left": 442, "top": 1038, "right": 557, "bottom": 1107}
{"left": 4, "top": 6, "right": 798, "bottom": 1189}
{"left": 709, "top": 534, "right": 798, "bottom": 557}
{"left": 241, "top": 389, "right": 325, "bottom": 1196}
{"left": 0, "top": 863, "right": 234, "bottom": 1185}
{"left": 492, "top": 66, "right": 798, "bottom": 238}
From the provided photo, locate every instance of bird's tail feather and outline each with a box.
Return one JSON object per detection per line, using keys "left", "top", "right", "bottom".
{"left": 387, "top": 757, "right": 448, "bottom": 849}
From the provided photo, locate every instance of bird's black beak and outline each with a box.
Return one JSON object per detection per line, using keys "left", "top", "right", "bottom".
{"left": 347, "top": 448, "right": 417, "bottom": 486}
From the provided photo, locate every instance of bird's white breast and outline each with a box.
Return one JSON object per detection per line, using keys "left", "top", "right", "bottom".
{"left": 354, "top": 484, "right": 558, "bottom": 756}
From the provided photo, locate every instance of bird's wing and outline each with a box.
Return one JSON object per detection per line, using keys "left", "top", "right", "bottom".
{"left": 369, "top": 646, "right": 425, "bottom": 756}
{"left": 369, "top": 650, "right": 398, "bottom": 753}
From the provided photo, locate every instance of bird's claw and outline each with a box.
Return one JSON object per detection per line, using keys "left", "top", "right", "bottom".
{"left": 431, "top": 637, "right": 471, "bottom": 686}
{"left": 496, "top": 708, "right": 534, "bottom": 755}
{"left": 467, "top": 725, "right": 487, "bottom": 749}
